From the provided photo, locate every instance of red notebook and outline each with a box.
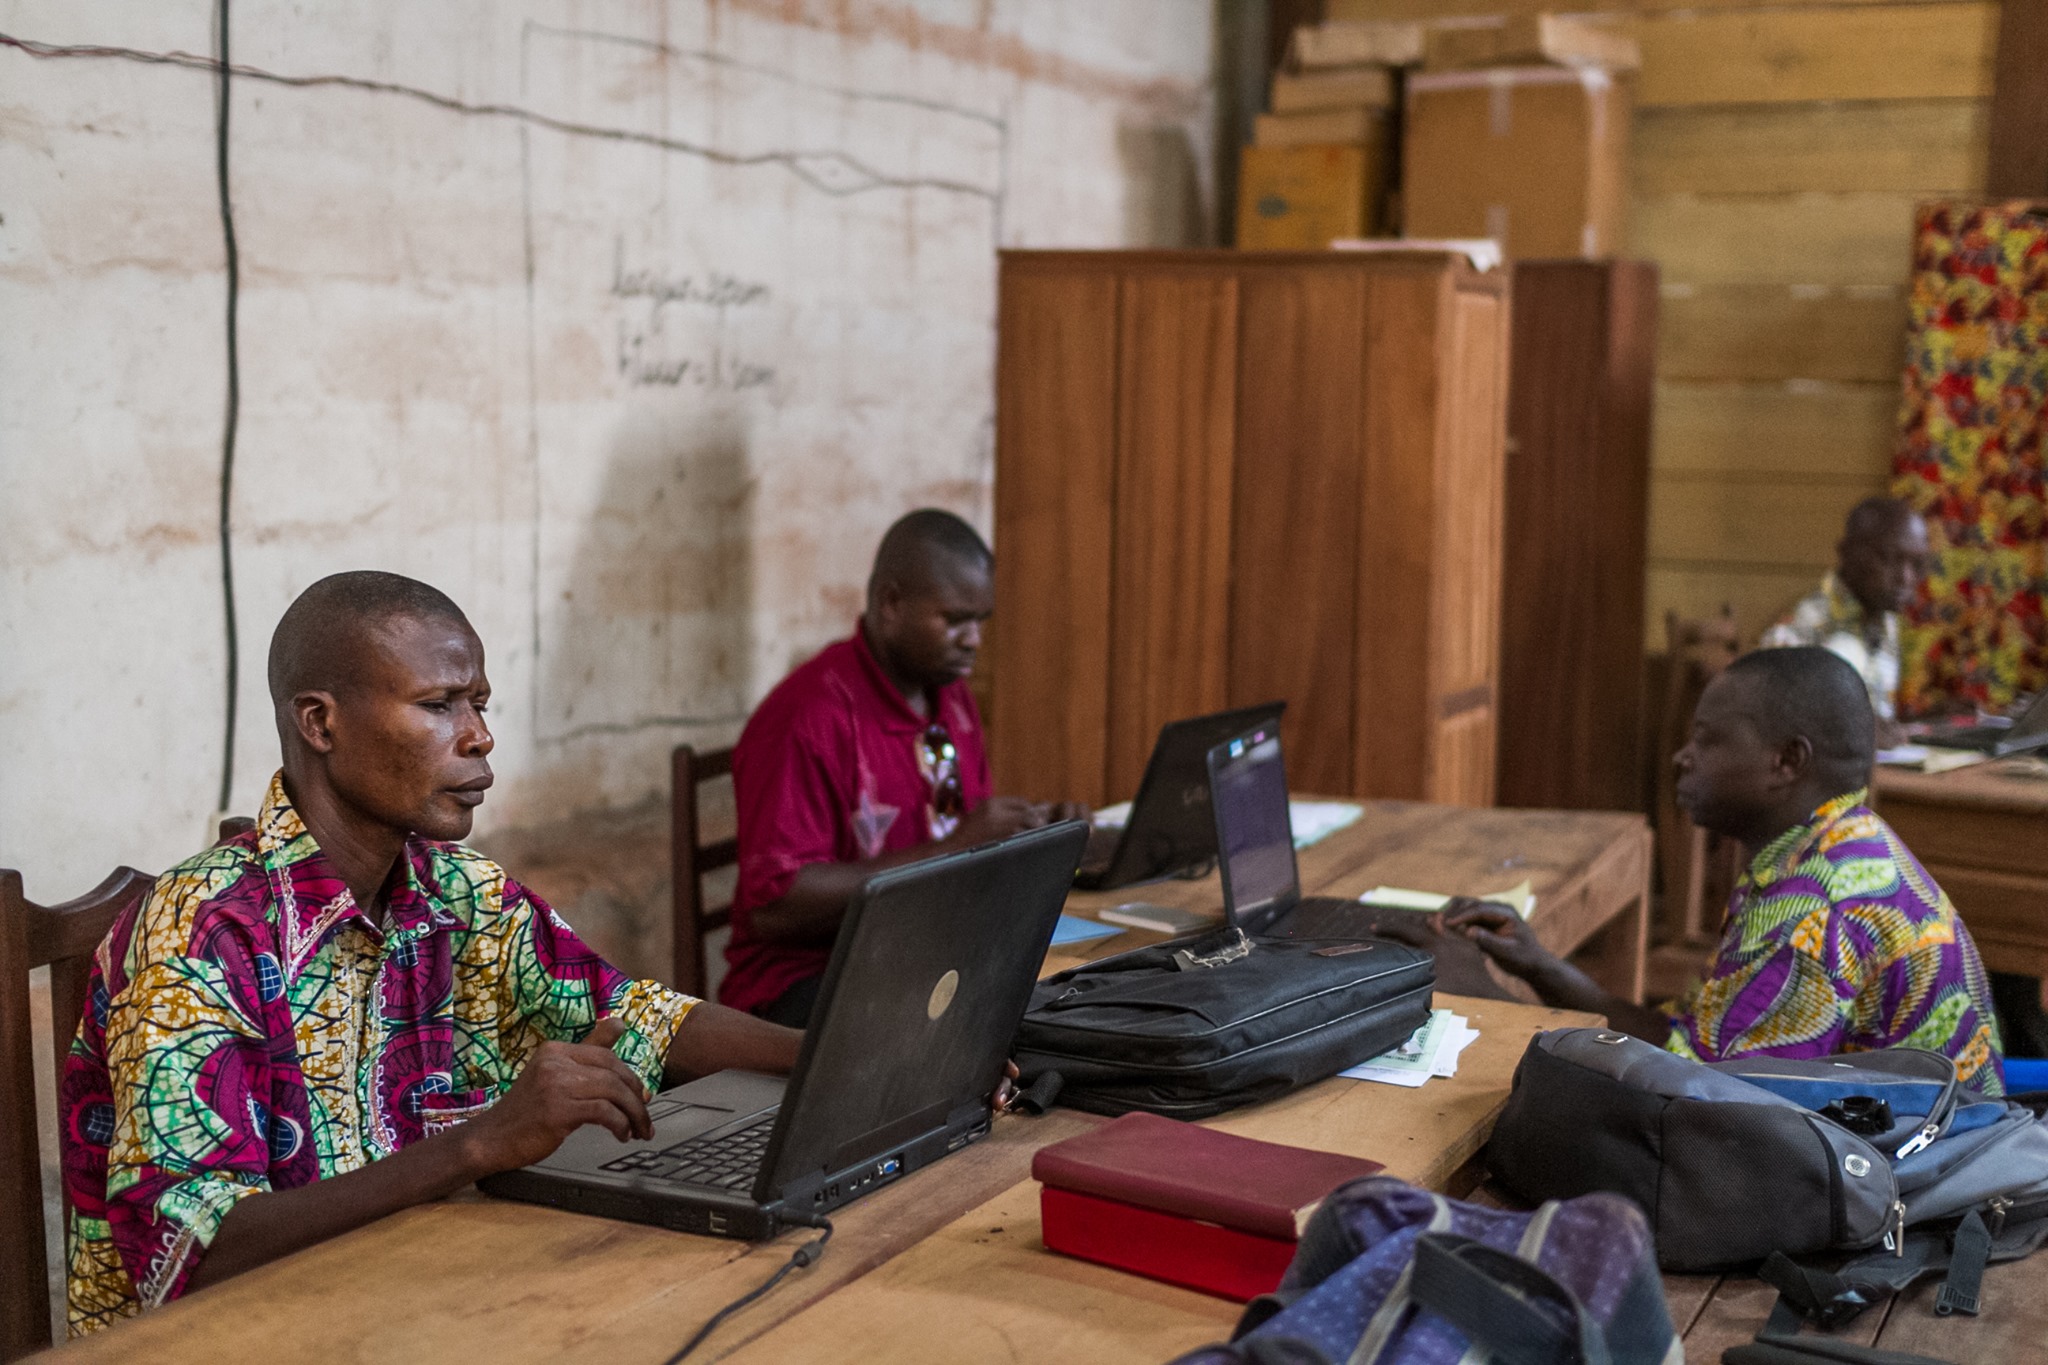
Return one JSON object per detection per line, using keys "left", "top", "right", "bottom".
{"left": 1032, "top": 1113, "right": 1383, "bottom": 1300}
{"left": 1031, "top": 1112, "right": 1383, "bottom": 1240}
{"left": 1040, "top": 1186, "right": 1299, "bottom": 1301}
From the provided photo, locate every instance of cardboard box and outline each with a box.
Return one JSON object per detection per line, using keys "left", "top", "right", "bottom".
{"left": 1401, "top": 66, "right": 1631, "bottom": 260}
{"left": 1254, "top": 106, "right": 1388, "bottom": 150}
{"left": 1269, "top": 66, "right": 1396, "bottom": 113}
{"left": 1424, "top": 14, "right": 1640, "bottom": 73}
{"left": 1287, "top": 20, "right": 1425, "bottom": 70}
{"left": 1236, "top": 143, "right": 1392, "bottom": 249}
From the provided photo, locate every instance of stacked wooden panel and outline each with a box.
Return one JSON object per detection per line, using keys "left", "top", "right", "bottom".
{"left": 987, "top": 250, "right": 1508, "bottom": 809}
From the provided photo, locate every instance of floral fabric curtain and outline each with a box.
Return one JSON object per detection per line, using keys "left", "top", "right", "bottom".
{"left": 1893, "top": 200, "right": 2048, "bottom": 714}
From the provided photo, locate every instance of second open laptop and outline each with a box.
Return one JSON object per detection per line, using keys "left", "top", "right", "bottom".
{"left": 479, "top": 818, "right": 1089, "bottom": 1239}
{"left": 1205, "top": 721, "right": 1388, "bottom": 940}
{"left": 1921, "top": 690, "right": 2048, "bottom": 757}
{"left": 1073, "top": 701, "right": 1287, "bottom": 891}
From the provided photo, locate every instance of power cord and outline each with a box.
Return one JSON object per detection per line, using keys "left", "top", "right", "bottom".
{"left": 662, "top": 1214, "right": 834, "bottom": 1363}
{"left": 211, "top": 0, "right": 242, "bottom": 814}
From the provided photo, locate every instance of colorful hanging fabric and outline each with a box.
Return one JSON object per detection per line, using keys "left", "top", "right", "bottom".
{"left": 1892, "top": 200, "right": 2048, "bottom": 714}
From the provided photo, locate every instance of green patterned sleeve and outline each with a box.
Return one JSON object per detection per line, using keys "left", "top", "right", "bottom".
{"left": 486, "top": 872, "right": 698, "bottom": 1094}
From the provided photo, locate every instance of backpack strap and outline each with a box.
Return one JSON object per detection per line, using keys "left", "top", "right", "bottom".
{"left": 1406, "top": 1233, "right": 1612, "bottom": 1365}
{"left": 1932, "top": 1209, "right": 1990, "bottom": 1317}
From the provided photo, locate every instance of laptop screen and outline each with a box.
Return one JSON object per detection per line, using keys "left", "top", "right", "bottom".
{"left": 1209, "top": 725, "right": 1299, "bottom": 925}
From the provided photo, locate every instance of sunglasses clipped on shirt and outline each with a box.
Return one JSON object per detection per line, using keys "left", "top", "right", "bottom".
{"left": 921, "top": 719, "right": 965, "bottom": 819}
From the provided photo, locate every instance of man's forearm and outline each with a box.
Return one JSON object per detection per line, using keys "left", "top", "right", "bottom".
{"left": 747, "top": 843, "right": 948, "bottom": 943}
{"left": 185, "top": 1125, "right": 492, "bottom": 1292}
{"left": 663, "top": 1001, "right": 803, "bottom": 1085}
{"left": 1523, "top": 958, "right": 1672, "bottom": 1045}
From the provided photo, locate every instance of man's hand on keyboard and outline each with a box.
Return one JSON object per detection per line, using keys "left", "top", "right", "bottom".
{"left": 462, "top": 1018, "right": 655, "bottom": 1173}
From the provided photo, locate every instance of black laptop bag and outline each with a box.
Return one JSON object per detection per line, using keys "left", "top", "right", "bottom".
{"left": 1011, "top": 929, "right": 1434, "bottom": 1119}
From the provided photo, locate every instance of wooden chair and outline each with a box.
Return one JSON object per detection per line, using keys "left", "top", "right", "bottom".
{"left": 1, "top": 866, "right": 152, "bottom": 1360}
{"left": 671, "top": 745, "right": 738, "bottom": 1000}
{"left": 1655, "top": 607, "right": 1746, "bottom": 943}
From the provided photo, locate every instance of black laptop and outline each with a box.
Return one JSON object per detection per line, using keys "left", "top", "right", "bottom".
{"left": 1074, "top": 701, "right": 1286, "bottom": 890}
{"left": 1205, "top": 722, "right": 1390, "bottom": 940}
{"left": 1920, "top": 691, "right": 2048, "bottom": 757}
{"left": 480, "top": 819, "right": 1089, "bottom": 1240}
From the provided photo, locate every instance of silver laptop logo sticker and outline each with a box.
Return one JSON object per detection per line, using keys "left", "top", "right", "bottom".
{"left": 927, "top": 969, "right": 961, "bottom": 1021}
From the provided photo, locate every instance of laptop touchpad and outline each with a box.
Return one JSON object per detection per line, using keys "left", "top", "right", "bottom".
{"left": 653, "top": 1102, "right": 735, "bottom": 1141}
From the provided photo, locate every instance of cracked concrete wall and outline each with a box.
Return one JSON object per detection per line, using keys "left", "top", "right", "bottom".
{"left": 0, "top": 0, "right": 1218, "bottom": 972}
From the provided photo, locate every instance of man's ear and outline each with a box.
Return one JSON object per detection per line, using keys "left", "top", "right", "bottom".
{"left": 292, "top": 690, "right": 340, "bottom": 754}
{"left": 1772, "top": 735, "right": 1815, "bottom": 788}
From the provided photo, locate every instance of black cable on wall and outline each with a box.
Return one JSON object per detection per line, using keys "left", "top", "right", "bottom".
{"left": 213, "top": 0, "right": 241, "bottom": 814}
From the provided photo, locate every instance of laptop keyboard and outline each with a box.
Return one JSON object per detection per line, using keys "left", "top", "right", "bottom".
{"left": 600, "top": 1112, "right": 776, "bottom": 1190}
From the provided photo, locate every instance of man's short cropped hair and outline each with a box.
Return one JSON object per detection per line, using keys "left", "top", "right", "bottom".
{"left": 868, "top": 509, "right": 992, "bottom": 598}
{"left": 267, "top": 570, "right": 469, "bottom": 706}
{"left": 1720, "top": 645, "right": 1876, "bottom": 789}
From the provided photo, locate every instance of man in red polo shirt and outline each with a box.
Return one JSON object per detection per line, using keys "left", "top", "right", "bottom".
{"left": 721, "top": 509, "right": 1084, "bottom": 1026}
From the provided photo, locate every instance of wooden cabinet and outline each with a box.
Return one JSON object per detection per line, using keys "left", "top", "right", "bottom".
{"left": 987, "top": 250, "right": 1509, "bottom": 808}
{"left": 1495, "top": 260, "right": 1658, "bottom": 814}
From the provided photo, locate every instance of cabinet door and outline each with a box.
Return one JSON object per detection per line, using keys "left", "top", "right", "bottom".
{"left": 1228, "top": 266, "right": 1368, "bottom": 797}
{"left": 989, "top": 267, "right": 1118, "bottom": 804}
{"left": 1106, "top": 272, "right": 1239, "bottom": 801}
{"left": 1428, "top": 284, "right": 1508, "bottom": 806}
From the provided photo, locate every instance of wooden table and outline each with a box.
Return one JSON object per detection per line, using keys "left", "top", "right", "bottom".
{"left": 721, "top": 996, "right": 1598, "bottom": 1365}
{"left": 46, "top": 803, "right": 1650, "bottom": 1363}
{"left": 1065, "top": 798, "right": 1653, "bottom": 1004}
{"left": 1875, "top": 758, "right": 2048, "bottom": 975}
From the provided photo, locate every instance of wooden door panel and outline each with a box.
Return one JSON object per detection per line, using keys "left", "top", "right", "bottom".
{"left": 1107, "top": 272, "right": 1240, "bottom": 800}
{"left": 1353, "top": 268, "right": 1444, "bottom": 799}
{"left": 1433, "top": 286, "right": 1508, "bottom": 701}
{"left": 1431, "top": 706, "right": 1498, "bottom": 808}
{"left": 989, "top": 267, "right": 1119, "bottom": 804}
{"left": 1228, "top": 267, "right": 1367, "bottom": 796}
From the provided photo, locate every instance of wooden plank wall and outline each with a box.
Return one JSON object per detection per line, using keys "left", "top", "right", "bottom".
{"left": 1327, "top": 0, "right": 1997, "bottom": 645}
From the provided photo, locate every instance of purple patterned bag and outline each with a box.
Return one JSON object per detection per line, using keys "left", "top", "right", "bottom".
{"left": 1170, "top": 1176, "right": 1678, "bottom": 1365}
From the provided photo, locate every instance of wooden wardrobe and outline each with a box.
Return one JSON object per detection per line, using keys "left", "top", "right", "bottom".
{"left": 1495, "top": 260, "right": 1658, "bottom": 814}
{"left": 986, "top": 249, "right": 1510, "bottom": 809}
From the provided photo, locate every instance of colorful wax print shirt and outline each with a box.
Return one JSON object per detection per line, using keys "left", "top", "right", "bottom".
{"left": 1664, "top": 790, "right": 2004, "bottom": 1096}
{"left": 1893, "top": 200, "right": 2047, "bottom": 715}
{"left": 61, "top": 772, "right": 696, "bottom": 1336}
{"left": 721, "top": 626, "right": 993, "bottom": 1015}
{"left": 1761, "top": 573, "right": 1901, "bottom": 721}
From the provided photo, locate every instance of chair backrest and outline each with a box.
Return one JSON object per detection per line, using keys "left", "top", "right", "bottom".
{"left": 1655, "top": 607, "right": 1745, "bottom": 941}
{"left": 671, "top": 745, "right": 738, "bottom": 1000}
{"left": 0, "top": 866, "right": 152, "bottom": 1361}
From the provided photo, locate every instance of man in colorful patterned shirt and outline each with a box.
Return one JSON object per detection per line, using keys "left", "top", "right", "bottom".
{"left": 1430, "top": 646, "right": 2004, "bottom": 1094}
{"left": 1760, "top": 496, "right": 1930, "bottom": 747}
{"left": 721, "top": 510, "right": 1088, "bottom": 1027}
{"left": 62, "top": 572, "right": 803, "bottom": 1335}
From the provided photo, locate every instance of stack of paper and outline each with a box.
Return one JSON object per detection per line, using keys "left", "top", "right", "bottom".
{"left": 1357, "top": 879, "right": 1535, "bottom": 919}
{"left": 1339, "top": 1009, "right": 1480, "bottom": 1088}
{"left": 1876, "top": 744, "right": 1988, "bottom": 773}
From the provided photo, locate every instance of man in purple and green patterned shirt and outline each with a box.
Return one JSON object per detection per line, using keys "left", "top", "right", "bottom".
{"left": 61, "top": 571, "right": 804, "bottom": 1335}
{"left": 1430, "top": 646, "right": 2005, "bottom": 1095}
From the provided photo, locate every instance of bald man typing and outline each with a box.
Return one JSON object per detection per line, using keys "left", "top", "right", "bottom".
{"left": 62, "top": 572, "right": 801, "bottom": 1334}
{"left": 721, "top": 510, "right": 1087, "bottom": 1028}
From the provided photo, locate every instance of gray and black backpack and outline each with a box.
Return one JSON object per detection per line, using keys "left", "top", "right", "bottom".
{"left": 1486, "top": 1029, "right": 2048, "bottom": 1339}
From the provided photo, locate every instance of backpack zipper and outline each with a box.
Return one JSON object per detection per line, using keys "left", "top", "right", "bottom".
{"left": 1883, "top": 1200, "right": 1907, "bottom": 1256}
{"left": 1987, "top": 1195, "right": 2012, "bottom": 1237}
{"left": 1895, "top": 1120, "right": 1943, "bottom": 1159}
